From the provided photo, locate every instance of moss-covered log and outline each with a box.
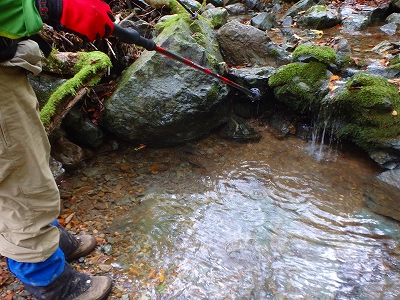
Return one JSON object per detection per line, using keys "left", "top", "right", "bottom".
{"left": 39, "top": 50, "right": 111, "bottom": 133}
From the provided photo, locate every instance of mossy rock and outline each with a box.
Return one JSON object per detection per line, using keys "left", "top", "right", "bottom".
{"left": 156, "top": 14, "right": 219, "bottom": 60}
{"left": 102, "top": 8, "right": 228, "bottom": 146}
{"left": 268, "top": 61, "right": 331, "bottom": 112}
{"left": 332, "top": 72, "right": 400, "bottom": 150}
{"left": 201, "top": 7, "right": 228, "bottom": 29}
{"left": 292, "top": 43, "right": 338, "bottom": 67}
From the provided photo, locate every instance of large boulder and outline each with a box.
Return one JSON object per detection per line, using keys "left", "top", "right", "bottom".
{"left": 328, "top": 72, "right": 400, "bottom": 169}
{"left": 101, "top": 15, "right": 230, "bottom": 147}
{"left": 268, "top": 44, "right": 337, "bottom": 112}
{"left": 216, "top": 20, "right": 290, "bottom": 67}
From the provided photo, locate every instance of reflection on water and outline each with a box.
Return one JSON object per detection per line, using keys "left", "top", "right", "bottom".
{"left": 110, "top": 127, "right": 400, "bottom": 299}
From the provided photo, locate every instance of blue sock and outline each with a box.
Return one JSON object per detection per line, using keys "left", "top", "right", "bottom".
{"left": 8, "top": 247, "right": 65, "bottom": 286}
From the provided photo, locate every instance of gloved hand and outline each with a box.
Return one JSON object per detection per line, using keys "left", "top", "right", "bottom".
{"left": 36, "top": 0, "right": 115, "bottom": 41}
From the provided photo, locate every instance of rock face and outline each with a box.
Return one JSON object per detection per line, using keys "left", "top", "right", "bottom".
{"left": 296, "top": 5, "right": 341, "bottom": 29}
{"left": 101, "top": 15, "right": 230, "bottom": 147}
{"left": 329, "top": 73, "right": 400, "bottom": 169}
{"left": 364, "top": 169, "right": 400, "bottom": 221}
{"left": 216, "top": 20, "right": 290, "bottom": 67}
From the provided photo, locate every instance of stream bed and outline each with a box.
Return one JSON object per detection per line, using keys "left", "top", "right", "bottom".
{"left": 57, "top": 21, "right": 400, "bottom": 299}
{"left": 64, "top": 122, "right": 400, "bottom": 300}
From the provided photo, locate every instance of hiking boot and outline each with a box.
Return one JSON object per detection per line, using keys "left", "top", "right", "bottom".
{"left": 24, "top": 263, "right": 112, "bottom": 300}
{"left": 57, "top": 225, "right": 97, "bottom": 262}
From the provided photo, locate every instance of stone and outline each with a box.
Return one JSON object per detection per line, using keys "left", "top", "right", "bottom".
{"left": 297, "top": 5, "right": 341, "bottom": 30}
{"left": 380, "top": 22, "right": 397, "bottom": 36}
{"left": 364, "top": 171, "right": 400, "bottom": 221}
{"left": 201, "top": 7, "right": 228, "bottom": 29}
{"left": 251, "top": 12, "right": 277, "bottom": 31}
{"left": 217, "top": 21, "right": 290, "bottom": 67}
{"left": 102, "top": 15, "right": 230, "bottom": 147}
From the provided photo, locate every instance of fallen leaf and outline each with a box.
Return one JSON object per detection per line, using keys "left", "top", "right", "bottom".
{"left": 157, "top": 269, "right": 165, "bottom": 282}
{"left": 129, "top": 267, "right": 140, "bottom": 276}
{"left": 2, "top": 293, "right": 13, "bottom": 300}
{"left": 330, "top": 75, "right": 340, "bottom": 81}
{"left": 148, "top": 269, "right": 157, "bottom": 279}
{"left": 150, "top": 165, "right": 160, "bottom": 172}
{"left": 134, "top": 144, "right": 146, "bottom": 151}
{"left": 64, "top": 212, "right": 76, "bottom": 225}
{"left": 0, "top": 267, "right": 8, "bottom": 286}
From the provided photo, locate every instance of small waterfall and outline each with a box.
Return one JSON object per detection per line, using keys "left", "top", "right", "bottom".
{"left": 307, "top": 76, "right": 348, "bottom": 161}
{"left": 307, "top": 102, "right": 340, "bottom": 162}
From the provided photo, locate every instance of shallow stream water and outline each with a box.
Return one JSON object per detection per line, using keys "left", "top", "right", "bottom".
{"left": 81, "top": 123, "right": 400, "bottom": 300}
{"left": 61, "top": 22, "right": 400, "bottom": 300}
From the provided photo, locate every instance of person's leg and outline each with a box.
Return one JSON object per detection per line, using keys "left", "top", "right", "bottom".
{"left": 0, "top": 41, "right": 60, "bottom": 264}
{"left": 0, "top": 40, "right": 111, "bottom": 299}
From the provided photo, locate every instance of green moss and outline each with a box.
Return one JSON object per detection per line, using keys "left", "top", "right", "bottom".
{"left": 191, "top": 31, "right": 209, "bottom": 49}
{"left": 209, "top": 13, "right": 223, "bottom": 28}
{"left": 339, "top": 54, "right": 358, "bottom": 68}
{"left": 334, "top": 72, "right": 400, "bottom": 150}
{"left": 156, "top": 14, "right": 187, "bottom": 34}
{"left": 42, "top": 48, "right": 65, "bottom": 73}
{"left": 156, "top": 13, "right": 220, "bottom": 62}
{"left": 168, "top": 0, "right": 182, "bottom": 13}
{"left": 310, "top": 5, "right": 328, "bottom": 13}
{"left": 40, "top": 51, "right": 111, "bottom": 129}
{"left": 388, "top": 62, "right": 400, "bottom": 70}
{"left": 269, "top": 61, "right": 329, "bottom": 111}
{"left": 206, "top": 84, "right": 220, "bottom": 101}
{"left": 267, "top": 48, "right": 280, "bottom": 57}
{"left": 206, "top": 53, "right": 219, "bottom": 69}
{"left": 156, "top": 0, "right": 206, "bottom": 25}
{"left": 292, "top": 43, "right": 338, "bottom": 65}
{"left": 390, "top": 54, "right": 400, "bottom": 65}
{"left": 269, "top": 61, "right": 328, "bottom": 88}
{"left": 340, "top": 72, "right": 398, "bottom": 109}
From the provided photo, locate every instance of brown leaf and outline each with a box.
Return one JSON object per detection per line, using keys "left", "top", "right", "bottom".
{"left": 64, "top": 212, "right": 76, "bottom": 225}
{"left": 129, "top": 267, "right": 140, "bottom": 276}
{"left": 0, "top": 267, "right": 9, "bottom": 287}
{"left": 148, "top": 269, "right": 157, "bottom": 279}
{"left": 134, "top": 144, "right": 146, "bottom": 151}
{"left": 2, "top": 293, "right": 13, "bottom": 300}
{"left": 157, "top": 269, "right": 165, "bottom": 282}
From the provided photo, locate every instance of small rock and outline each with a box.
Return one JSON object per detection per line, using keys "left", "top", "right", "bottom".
{"left": 380, "top": 22, "right": 397, "bottom": 35}
{"left": 98, "top": 264, "right": 113, "bottom": 272}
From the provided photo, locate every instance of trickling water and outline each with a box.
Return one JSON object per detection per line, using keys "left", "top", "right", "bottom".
{"left": 104, "top": 125, "right": 400, "bottom": 300}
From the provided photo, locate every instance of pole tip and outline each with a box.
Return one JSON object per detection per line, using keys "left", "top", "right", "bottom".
{"left": 249, "top": 88, "right": 261, "bottom": 102}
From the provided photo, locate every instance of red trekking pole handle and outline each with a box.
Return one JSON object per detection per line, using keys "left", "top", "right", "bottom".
{"left": 112, "top": 24, "right": 156, "bottom": 51}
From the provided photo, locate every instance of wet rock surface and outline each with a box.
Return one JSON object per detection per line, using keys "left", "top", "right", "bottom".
{"left": 102, "top": 16, "right": 230, "bottom": 147}
{"left": 216, "top": 20, "right": 290, "bottom": 67}
{"left": 364, "top": 169, "right": 400, "bottom": 221}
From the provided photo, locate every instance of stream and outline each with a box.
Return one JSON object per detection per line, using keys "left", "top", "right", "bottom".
{"left": 60, "top": 23, "right": 400, "bottom": 300}
{"left": 67, "top": 122, "right": 400, "bottom": 300}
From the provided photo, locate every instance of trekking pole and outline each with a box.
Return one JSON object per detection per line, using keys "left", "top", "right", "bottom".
{"left": 112, "top": 24, "right": 262, "bottom": 101}
{"left": 175, "top": 0, "right": 199, "bottom": 19}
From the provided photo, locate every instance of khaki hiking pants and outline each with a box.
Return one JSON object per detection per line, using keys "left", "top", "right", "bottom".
{"left": 0, "top": 40, "right": 60, "bottom": 263}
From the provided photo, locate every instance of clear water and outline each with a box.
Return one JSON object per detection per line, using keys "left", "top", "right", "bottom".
{"left": 71, "top": 22, "right": 400, "bottom": 299}
{"left": 104, "top": 125, "right": 400, "bottom": 299}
